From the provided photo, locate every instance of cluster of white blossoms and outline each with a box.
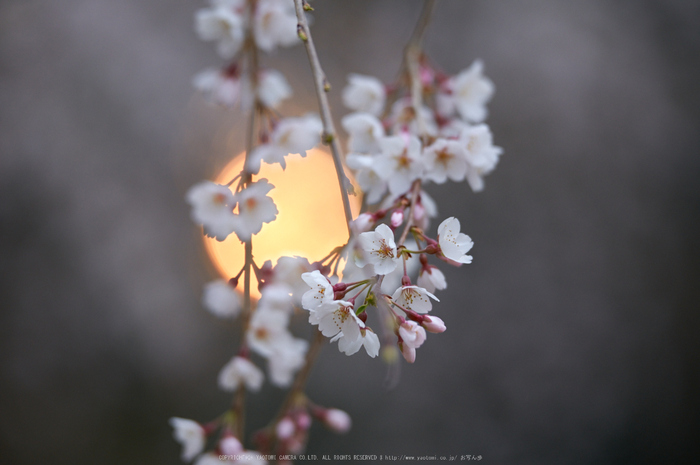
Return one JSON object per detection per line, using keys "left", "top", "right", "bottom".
{"left": 173, "top": 1, "right": 502, "bottom": 462}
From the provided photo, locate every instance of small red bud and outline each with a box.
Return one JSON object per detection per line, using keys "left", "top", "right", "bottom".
{"left": 425, "top": 243, "right": 439, "bottom": 254}
{"left": 228, "top": 277, "right": 239, "bottom": 288}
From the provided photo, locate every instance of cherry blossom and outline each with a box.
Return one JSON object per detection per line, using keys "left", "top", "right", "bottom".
{"left": 309, "top": 300, "right": 364, "bottom": 347}
{"left": 202, "top": 279, "right": 241, "bottom": 318}
{"left": 422, "top": 138, "right": 468, "bottom": 184}
{"left": 460, "top": 123, "right": 503, "bottom": 192}
{"left": 333, "top": 327, "right": 380, "bottom": 358}
{"left": 246, "top": 114, "right": 322, "bottom": 173}
{"left": 231, "top": 179, "right": 278, "bottom": 241}
{"left": 416, "top": 266, "right": 447, "bottom": 294}
{"left": 169, "top": 417, "right": 206, "bottom": 462}
{"left": 195, "top": 3, "right": 245, "bottom": 59}
{"left": 437, "top": 217, "right": 474, "bottom": 264}
{"left": 193, "top": 68, "right": 241, "bottom": 107}
{"left": 301, "top": 270, "right": 334, "bottom": 311}
{"left": 186, "top": 181, "right": 238, "bottom": 241}
{"left": 374, "top": 135, "right": 424, "bottom": 195}
{"left": 266, "top": 336, "right": 308, "bottom": 387}
{"left": 254, "top": 0, "right": 298, "bottom": 52}
{"left": 356, "top": 223, "right": 400, "bottom": 275}
{"left": 345, "top": 153, "right": 387, "bottom": 204}
{"left": 218, "top": 355, "right": 264, "bottom": 392}
{"left": 437, "top": 59, "right": 494, "bottom": 123}
{"left": 341, "top": 112, "right": 385, "bottom": 153}
{"left": 391, "top": 285, "right": 439, "bottom": 314}
{"left": 257, "top": 68, "right": 292, "bottom": 109}
{"left": 341, "top": 73, "right": 386, "bottom": 116}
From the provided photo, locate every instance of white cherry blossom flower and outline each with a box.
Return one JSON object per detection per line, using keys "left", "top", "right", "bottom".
{"left": 422, "top": 138, "right": 468, "bottom": 184}
{"left": 356, "top": 223, "right": 400, "bottom": 275}
{"left": 416, "top": 266, "right": 447, "bottom": 294}
{"left": 301, "top": 270, "right": 334, "bottom": 311}
{"left": 342, "top": 74, "right": 386, "bottom": 116}
{"left": 246, "top": 114, "right": 322, "bottom": 173}
{"left": 389, "top": 98, "right": 438, "bottom": 136}
{"left": 267, "top": 336, "right": 308, "bottom": 387}
{"left": 247, "top": 308, "right": 290, "bottom": 358}
{"left": 192, "top": 68, "right": 241, "bottom": 107}
{"left": 258, "top": 69, "right": 292, "bottom": 109}
{"left": 309, "top": 300, "right": 364, "bottom": 346}
{"left": 437, "top": 217, "right": 473, "bottom": 264}
{"left": 391, "top": 285, "right": 439, "bottom": 314}
{"left": 341, "top": 112, "right": 385, "bottom": 153}
{"left": 218, "top": 355, "right": 264, "bottom": 392}
{"left": 350, "top": 212, "right": 374, "bottom": 235}
{"left": 346, "top": 153, "right": 387, "bottom": 204}
{"left": 437, "top": 59, "right": 494, "bottom": 123}
{"left": 195, "top": 4, "right": 245, "bottom": 59}
{"left": 272, "top": 256, "right": 314, "bottom": 306}
{"left": 333, "top": 327, "right": 380, "bottom": 358}
{"left": 169, "top": 417, "right": 206, "bottom": 462}
{"left": 374, "top": 135, "right": 424, "bottom": 195}
{"left": 186, "top": 181, "right": 238, "bottom": 241}
{"left": 232, "top": 179, "right": 278, "bottom": 241}
{"left": 461, "top": 124, "right": 503, "bottom": 192}
{"left": 254, "top": 0, "right": 298, "bottom": 51}
{"left": 257, "top": 282, "right": 294, "bottom": 314}
{"left": 202, "top": 279, "right": 241, "bottom": 318}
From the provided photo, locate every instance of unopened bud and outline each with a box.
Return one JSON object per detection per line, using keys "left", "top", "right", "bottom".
{"left": 219, "top": 435, "right": 243, "bottom": 455}
{"left": 323, "top": 409, "right": 352, "bottom": 434}
{"left": 425, "top": 243, "right": 439, "bottom": 254}
{"left": 276, "top": 417, "right": 295, "bottom": 440}
{"left": 422, "top": 315, "right": 447, "bottom": 333}
{"left": 228, "top": 277, "right": 239, "bottom": 288}
{"left": 323, "top": 132, "right": 334, "bottom": 144}
{"left": 323, "top": 79, "right": 331, "bottom": 92}
{"left": 390, "top": 209, "right": 404, "bottom": 228}
{"left": 297, "top": 24, "right": 308, "bottom": 42}
{"left": 333, "top": 282, "right": 348, "bottom": 292}
{"left": 302, "top": 1, "right": 314, "bottom": 11}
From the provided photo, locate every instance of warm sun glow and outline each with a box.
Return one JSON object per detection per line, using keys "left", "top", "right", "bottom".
{"left": 204, "top": 149, "right": 362, "bottom": 297}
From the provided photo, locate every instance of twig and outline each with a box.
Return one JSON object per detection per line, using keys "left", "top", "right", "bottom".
{"left": 293, "top": 0, "right": 354, "bottom": 238}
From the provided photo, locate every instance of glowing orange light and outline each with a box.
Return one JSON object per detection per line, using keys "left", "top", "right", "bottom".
{"left": 204, "top": 149, "right": 362, "bottom": 297}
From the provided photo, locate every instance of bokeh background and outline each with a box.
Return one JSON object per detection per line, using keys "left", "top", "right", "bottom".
{"left": 1, "top": 0, "right": 699, "bottom": 463}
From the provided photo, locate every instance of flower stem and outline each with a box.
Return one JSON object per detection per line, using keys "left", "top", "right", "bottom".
{"left": 293, "top": 0, "right": 354, "bottom": 238}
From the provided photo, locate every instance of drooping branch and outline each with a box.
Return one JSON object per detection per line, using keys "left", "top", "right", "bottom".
{"left": 293, "top": 0, "right": 354, "bottom": 238}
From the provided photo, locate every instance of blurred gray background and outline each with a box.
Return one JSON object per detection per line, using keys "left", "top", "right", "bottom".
{"left": 1, "top": 0, "right": 699, "bottom": 463}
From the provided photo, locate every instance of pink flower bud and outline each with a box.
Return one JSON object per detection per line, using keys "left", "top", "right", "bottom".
{"left": 399, "top": 320, "right": 427, "bottom": 349}
{"left": 324, "top": 409, "right": 352, "bottom": 434}
{"left": 276, "top": 417, "right": 295, "bottom": 440}
{"left": 422, "top": 315, "right": 446, "bottom": 333}
{"left": 391, "top": 209, "right": 404, "bottom": 228}
{"left": 399, "top": 341, "right": 416, "bottom": 363}
{"left": 219, "top": 435, "right": 243, "bottom": 455}
{"left": 295, "top": 411, "right": 312, "bottom": 431}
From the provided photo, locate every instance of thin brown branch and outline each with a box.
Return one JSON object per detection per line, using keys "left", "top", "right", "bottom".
{"left": 293, "top": 0, "right": 354, "bottom": 238}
